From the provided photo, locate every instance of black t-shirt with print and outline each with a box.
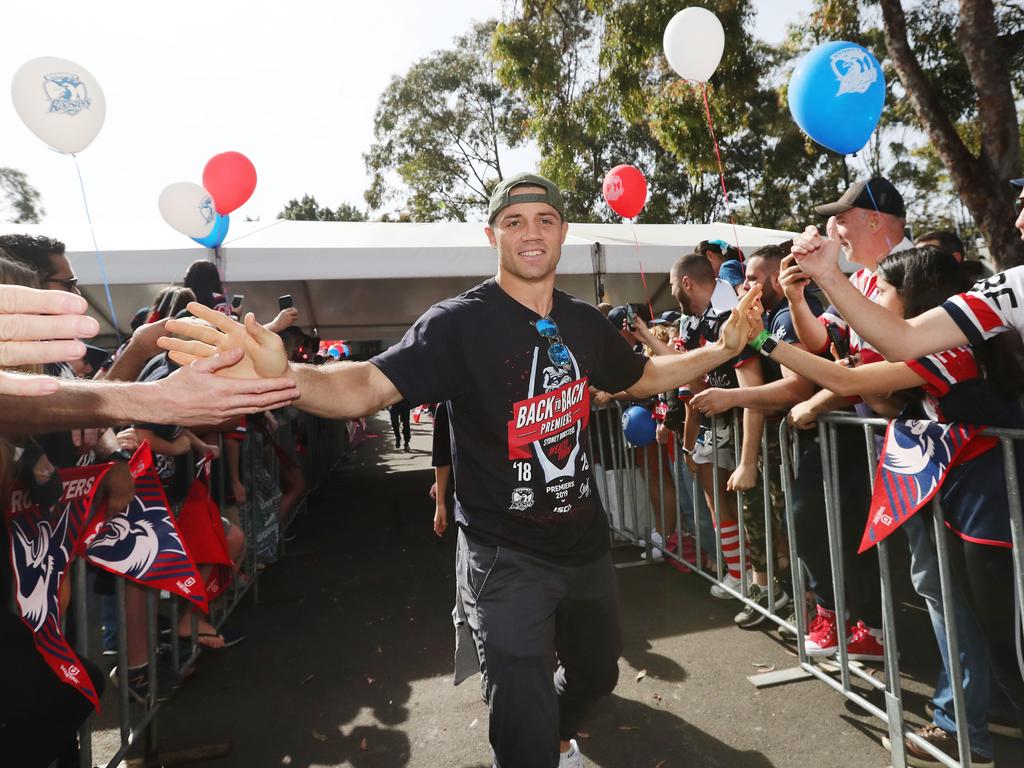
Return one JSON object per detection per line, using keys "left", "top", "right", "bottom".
{"left": 676, "top": 305, "right": 756, "bottom": 442}
{"left": 371, "top": 279, "right": 648, "bottom": 565}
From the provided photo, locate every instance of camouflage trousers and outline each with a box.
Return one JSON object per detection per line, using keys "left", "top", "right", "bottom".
{"left": 740, "top": 427, "right": 787, "bottom": 573}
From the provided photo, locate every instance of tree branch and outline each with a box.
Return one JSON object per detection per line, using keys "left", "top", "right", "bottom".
{"left": 877, "top": 0, "right": 980, "bottom": 186}
{"left": 958, "top": 0, "right": 1022, "bottom": 178}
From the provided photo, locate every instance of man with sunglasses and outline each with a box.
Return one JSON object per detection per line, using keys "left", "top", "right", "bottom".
{"left": 160, "top": 172, "right": 754, "bottom": 768}
{"left": 787, "top": 178, "right": 1024, "bottom": 362}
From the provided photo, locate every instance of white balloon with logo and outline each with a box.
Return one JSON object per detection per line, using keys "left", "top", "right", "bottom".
{"left": 158, "top": 183, "right": 218, "bottom": 239}
{"left": 662, "top": 7, "right": 726, "bottom": 83}
{"left": 11, "top": 56, "right": 106, "bottom": 154}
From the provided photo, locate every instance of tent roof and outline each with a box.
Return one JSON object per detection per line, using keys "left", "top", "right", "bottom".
{"left": 0, "top": 220, "right": 796, "bottom": 342}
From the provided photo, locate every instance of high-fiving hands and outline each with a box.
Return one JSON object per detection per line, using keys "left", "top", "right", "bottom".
{"left": 160, "top": 302, "right": 289, "bottom": 379}
{"left": 718, "top": 285, "right": 764, "bottom": 356}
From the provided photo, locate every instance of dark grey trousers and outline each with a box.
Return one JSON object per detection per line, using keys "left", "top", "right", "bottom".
{"left": 456, "top": 528, "right": 621, "bottom": 768}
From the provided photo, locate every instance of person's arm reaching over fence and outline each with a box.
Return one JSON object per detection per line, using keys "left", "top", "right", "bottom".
{"left": 162, "top": 303, "right": 406, "bottom": 420}
{"left": 0, "top": 349, "right": 297, "bottom": 434}
{"left": 761, "top": 337, "right": 931, "bottom": 399}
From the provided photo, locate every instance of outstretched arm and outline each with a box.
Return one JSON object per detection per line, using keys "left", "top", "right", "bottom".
{"left": 0, "top": 350, "right": 297, "bottom": 434}
{"left": 766, "top": 340, "right": 923, "bottom": 397}
{"left": 287, "top": 361, "right": 403, "bottom": 419}
{"left": 627, "top": 292, "right": 760, "bottom": 398}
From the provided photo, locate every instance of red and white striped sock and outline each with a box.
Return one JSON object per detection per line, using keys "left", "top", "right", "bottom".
{"left": 720, "top": 522, "right": 742, "bottom": 580}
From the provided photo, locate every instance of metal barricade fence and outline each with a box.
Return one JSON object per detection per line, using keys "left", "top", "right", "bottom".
{"left": 589, "top": 400, "right": 1024, "bottom": 768}
{"left": 67, "top": 416, "right": 348, "bottom": 768}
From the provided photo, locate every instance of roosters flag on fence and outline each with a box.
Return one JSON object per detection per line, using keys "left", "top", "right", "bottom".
{"left": 177, "top": 454, "right": 233, "bottom": 602}
{"left": 859, "top": 419, "right": 978, "bottom": 553}
{"left": 6, "top": 462, "right": 112, "bottom": 707}
{"left": 83, "top": 443, "right": 208, "bottom": 612}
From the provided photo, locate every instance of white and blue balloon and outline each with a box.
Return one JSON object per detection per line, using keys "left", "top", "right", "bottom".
{"left": 11, "top": 56, "right": 106, "bottom": 154}
{"left": 788, "top": 41, "right": 886, "bottom": 155}
{"left": 157, "top": 182, "right": 229, "bottom": 248}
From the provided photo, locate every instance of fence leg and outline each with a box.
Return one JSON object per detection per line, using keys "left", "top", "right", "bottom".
{"left": 930, "top": 500, "right": 973, "bottom": 768}
{"left": 73, "top": 559, "right": 92, "bottom": 768}
{"left": 641, "top": 444, "right": 653, "bottom": 562}
{"left": 819, "top": 422, "right": 851, "bottom": 690}
{"left": 144, "top": 589, "right": 159, "bottom": 757}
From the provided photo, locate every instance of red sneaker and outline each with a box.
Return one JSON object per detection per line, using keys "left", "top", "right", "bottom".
{"left": 664, "top": 533, "right": 693, "bottom": 573}
{"left": 845, "top": 620, "right": 885, "bottom": 662}
{"left": 803, "top": 605, "right": 840, "bottom": 657}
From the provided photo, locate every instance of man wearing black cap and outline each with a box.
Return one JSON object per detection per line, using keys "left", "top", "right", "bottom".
{"left": 161, "top": 172, "right": 756, "bottom": 768}
{"left": 780, "top": 177, "right": 912, "bottom": 363}
{"left": 790, "top": 178, "right": 1024, "bottom": 362}
{"left": 773, "top": 178, "right": 912, "bottom": 663}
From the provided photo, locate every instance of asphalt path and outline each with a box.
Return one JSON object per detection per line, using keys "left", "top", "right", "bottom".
{"left": 96, "top": 414, "right": 1023, "bottom": 767}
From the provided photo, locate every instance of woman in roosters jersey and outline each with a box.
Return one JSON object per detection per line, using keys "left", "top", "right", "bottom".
{"left": 731, "top": 247, "right": 1024, "bottom": 759}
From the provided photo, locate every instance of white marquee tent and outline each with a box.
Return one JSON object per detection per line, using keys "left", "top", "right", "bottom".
{"left": 0, "top": 219, "right": 801, "bottom": 342}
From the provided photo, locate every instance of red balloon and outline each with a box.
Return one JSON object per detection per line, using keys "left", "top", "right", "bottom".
{"left": 202, "top": 151, "right": 257, "bottom": 215}
{"left": 602, "top": 164, "right": 648, "bottom": 219}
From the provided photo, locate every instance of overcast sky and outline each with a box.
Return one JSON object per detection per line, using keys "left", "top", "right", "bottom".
{"left": 0, "top": 0, "right": 813, "bottom": 234}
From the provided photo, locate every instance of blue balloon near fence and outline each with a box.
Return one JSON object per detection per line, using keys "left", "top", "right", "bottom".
{"left": 787, "top": 40, "right": 886, "bottom": 155}
{"left": 622, "top": 405, "right": 657, "bottom": 447}
{"left": 192, "top": 212, "right": 230, "bottom": 248}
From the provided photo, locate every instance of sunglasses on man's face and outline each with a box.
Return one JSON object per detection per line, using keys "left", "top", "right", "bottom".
{"left": 45, "top": 276, "right": 79, "bottom": 291}
{"left": 1015, "top": 196, "right": 1023, "bottom": 216}
{"left": 533, "top": 316, "right": 571, "bottom": 370}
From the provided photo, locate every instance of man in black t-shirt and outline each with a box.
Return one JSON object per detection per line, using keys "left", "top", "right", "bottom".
{"left": 162, "top": 173, "right": 755, "bottom": 768}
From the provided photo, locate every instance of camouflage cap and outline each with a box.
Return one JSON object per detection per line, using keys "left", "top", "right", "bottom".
{"left": 488, "top": 173, "right": 566, "bottom": 225}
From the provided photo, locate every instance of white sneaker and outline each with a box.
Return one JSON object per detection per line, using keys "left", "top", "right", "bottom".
{"left": 709, "top": 572, "right": 743, "bottom": 599}
{"left": 558, "top": 739, "right": 585, "bottom": 768}
{"left": 639, "top": 531, "right": 665, "bottom": 560}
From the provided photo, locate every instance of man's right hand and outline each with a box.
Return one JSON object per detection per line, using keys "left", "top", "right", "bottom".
{"left": 153, "top": 348, "right": 298, "bottom": 425}
{"left": 160, "top": 302, "right": 288, "bottom": 379}
{"left": 0, "top": 285, "right": 99, "bottom": 396}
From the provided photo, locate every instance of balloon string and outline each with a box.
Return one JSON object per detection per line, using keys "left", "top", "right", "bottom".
{"left": 631, "top": 223, "right": 655, "bottom": 322}
{"left": 72, "top": 155, "right": 121, "bottom": 344}
{"left": 855, "top": 153, "right": 896, "bottom": 255}
{"left": 700, "top": 82, "right": 743, "bottom": 260}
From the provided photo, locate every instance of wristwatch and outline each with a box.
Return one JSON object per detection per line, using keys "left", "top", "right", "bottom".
{"left": 749, "top": 329, "right": 778, "bottom": 358}
{"left": 757, "top": 334, "right": 778, "bottom": 358}
{"left": 106, "top": 448, "right": 133, "bottom": 463}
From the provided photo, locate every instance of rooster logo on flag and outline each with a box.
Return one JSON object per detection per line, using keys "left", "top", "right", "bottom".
{"left": 859, "top": 419, "right": 978, "bottom": 552}
{"left": 6, "top": 462, "right": 111, "bottom": 707}
{"left": 83, "top": 443, "right": 208, "bottom": 611}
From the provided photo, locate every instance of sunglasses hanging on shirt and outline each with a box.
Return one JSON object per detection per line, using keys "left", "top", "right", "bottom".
{"left": 532, "top": 317, "right": 572, "bottom": 370}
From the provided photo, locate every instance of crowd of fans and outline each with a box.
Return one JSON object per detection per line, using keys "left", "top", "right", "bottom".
{"left": 0, "top": 243, "right": 315, "bottom": 767}
{"left": 579, "top": 177, "right": 1024, "bottom": 766}
{"left": 2, "top": 173, "right": 1023, "bottom": 767}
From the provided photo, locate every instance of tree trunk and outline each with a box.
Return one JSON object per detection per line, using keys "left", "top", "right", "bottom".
{"left": 878, "top": 0, "right": 1024, "bottom": 270}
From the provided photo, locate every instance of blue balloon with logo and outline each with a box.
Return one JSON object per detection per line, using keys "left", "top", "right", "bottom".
{"left": 622, "top": 405, "right": 657, "bottom": 447}
{"left": 787, "top": 40, "right": 886, "bottom": 155}
{"left": 192, "top": 212, "right": 230, "bottom": 249}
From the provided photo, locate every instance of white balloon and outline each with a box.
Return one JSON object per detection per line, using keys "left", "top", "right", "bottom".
{"left": 11, "top": 56, "right": 106, "bottom": 154}
{"left": 663, "top": 7, "right": 726, "bottom": 83}
{"left": 159, "top": 183, "right": 217, "bottom": 239}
